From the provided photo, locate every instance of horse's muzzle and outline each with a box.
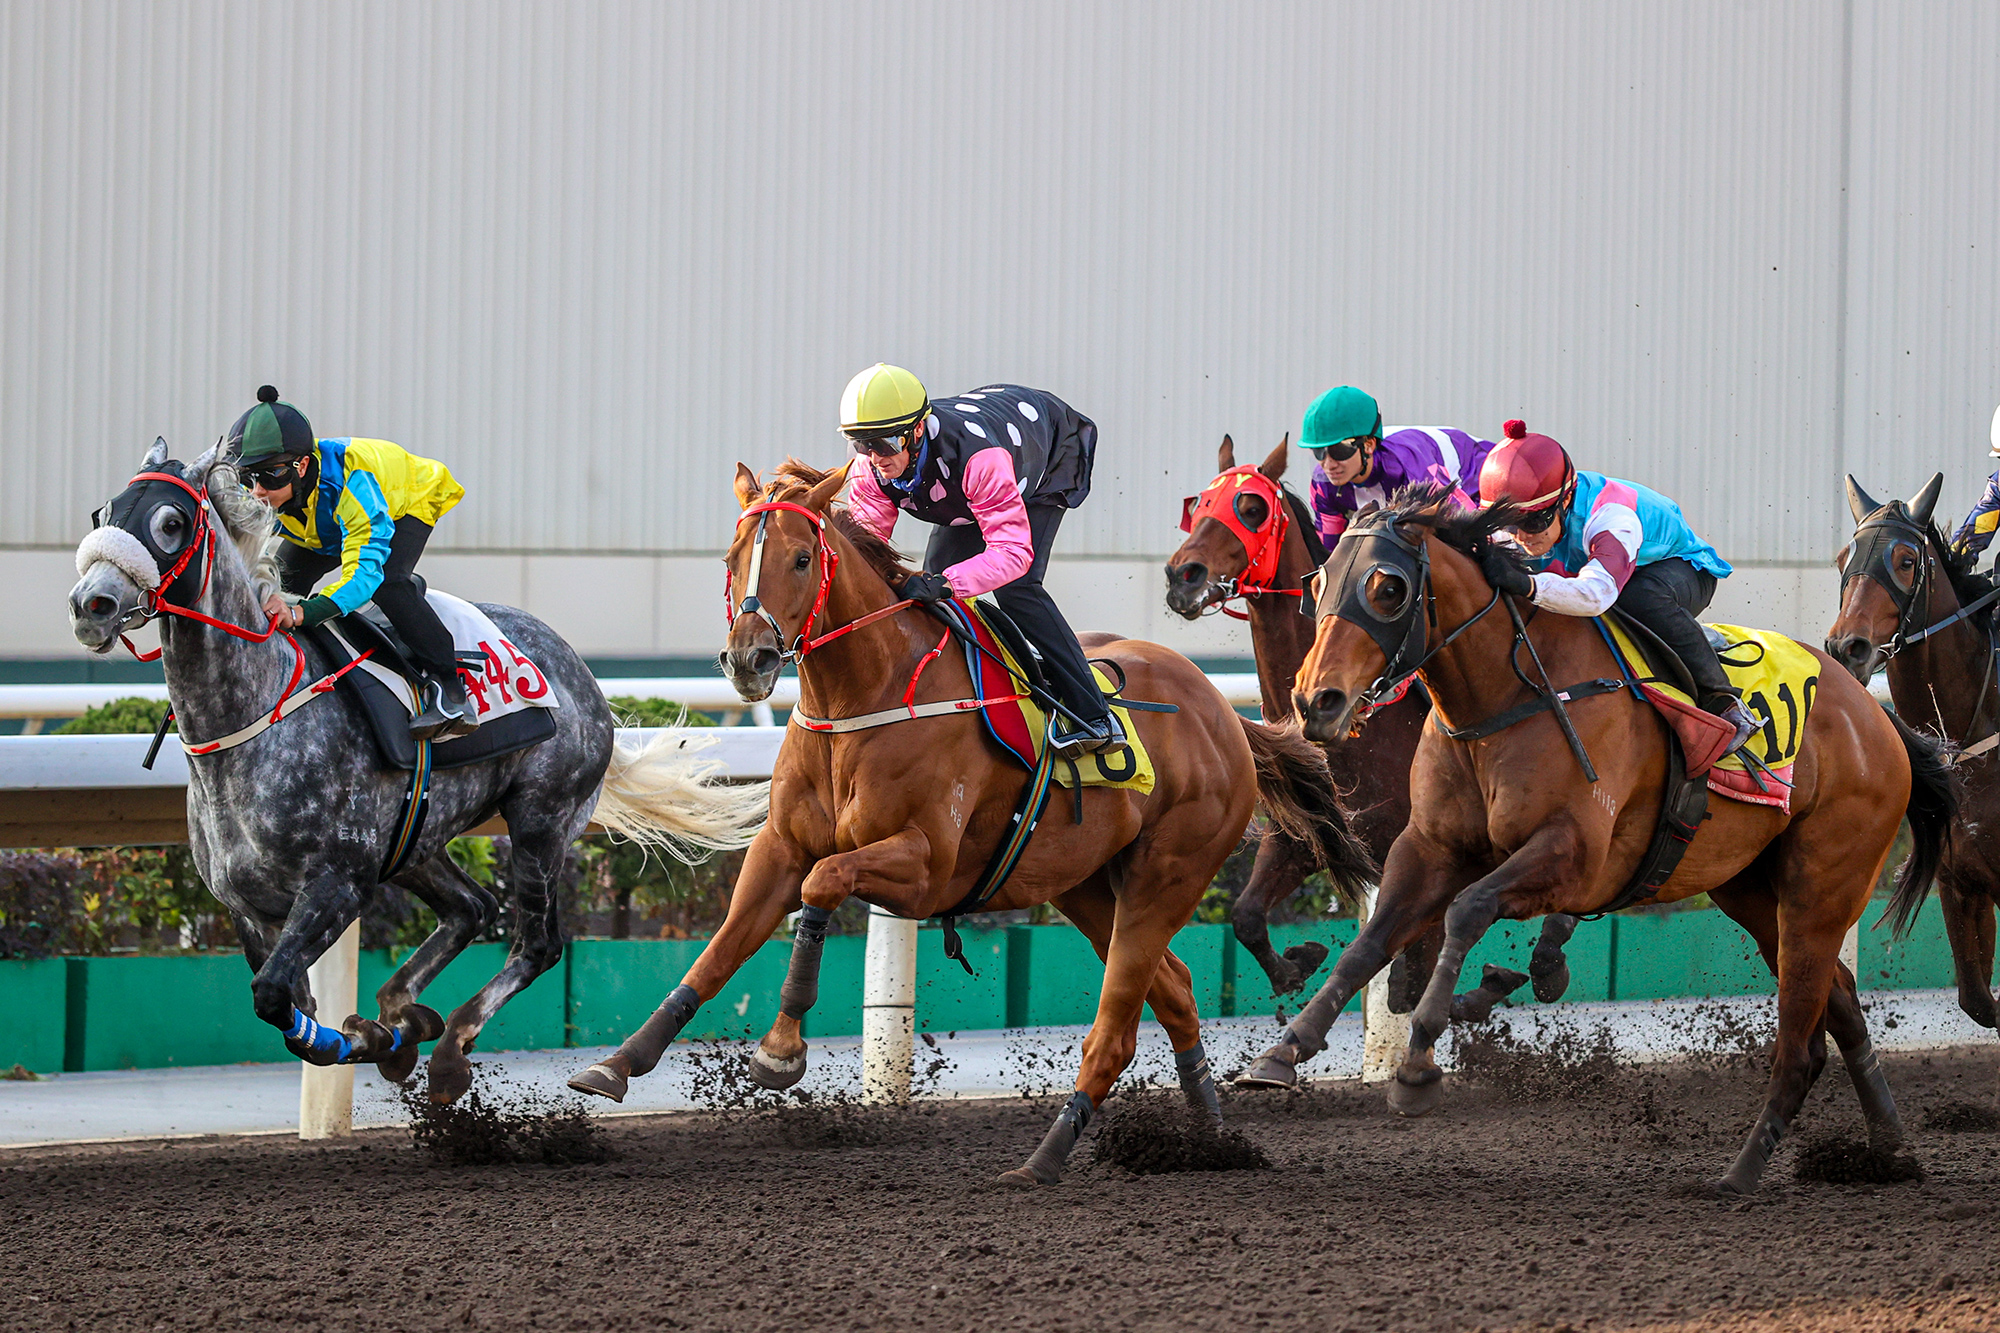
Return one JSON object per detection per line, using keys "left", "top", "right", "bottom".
{"left": 68, "top": 568, "right": 137, "bottom": 654}
{"left": 1294, "top": 687, "right": 1353, "bottom": 745}
{"left": 1163, "top": 561, "right": 1215, "bottom": 620}
{"left": 1824, "top": 634, "right": 1881, "bottom": 686}
{"left": 719, "top": 644, "right": 781, "bottom": 702}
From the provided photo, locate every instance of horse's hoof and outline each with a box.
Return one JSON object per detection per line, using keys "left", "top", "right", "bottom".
{"left": 405, "top": 1004, "right": 446, "bottom": 1043}
{"left": 1265, "top": 962, "right": 1303, "bottom": 996}
{"left": 1712, "top": 1175, "right": 1751, "bottom": 1197}
{"left": 1387, "top": 1069, "right": 1444, "bottom": 1117}
{"left": 1531, "top": 959, "right": 1571, "bottom": 1004}
{"left": 567, "top": 1063, "right": 629, "bottom": 1103}
{"left": 1281, "top": 941, "right": 1330, "bottom": 983}
{"left": 996, "top": 1166, "right": 1055, "bottom": 1188}
{"left": 426, "top": 1053, "right": 473, "bottom": 1105}
{"left": 376, "top": 1042, "right": 421, "bottom": 1085}
{"left": 1234, "top": 1048, "right": 1299, "bottom": 1090}
{"left": 747, "top": 1046, "right": 807, "bottom": 1091}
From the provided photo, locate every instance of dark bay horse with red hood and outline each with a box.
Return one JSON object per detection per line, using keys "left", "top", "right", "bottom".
{"left": 570, "top": 461, "right": 1375, "bottom": 1184}
{"left": 1827, "top": 472, "right": 2000, "bottom": 1038}
{"left": 1165, "top": 435, "right": 1578, "bottom": 1014}
{"left": 1244, "top": 484, "right": 1953, "bottom": 1192}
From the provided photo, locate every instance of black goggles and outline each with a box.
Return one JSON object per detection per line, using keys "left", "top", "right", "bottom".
{"left": 848, "top": 433, "right": 910, "bottom": 459}
{"left": 243, "top": 460, "right": 300, "bottom": 490}
{"left": 1310, "top": 437, "right": 1369, "bottom": 463}
{"left": 1504, "top": 504, "right": 1562, "bottom": 536}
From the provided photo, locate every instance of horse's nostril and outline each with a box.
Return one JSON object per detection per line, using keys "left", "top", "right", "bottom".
{"left": 87, "top": 595, "right": 117, "bottom": 618}
{"left": 1309, "top": 689, "right": 1347, "bottom": 719}
{"left": 1174, "top": 564, "right": 1206, "bottom": 587}
{"left": 749, "top": 647, "right": 781, "bottom": 677}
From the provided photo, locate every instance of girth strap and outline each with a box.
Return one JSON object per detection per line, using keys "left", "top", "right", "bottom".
{"left": 938, "top": 716, "right": 1060, "bottom": 974}
{"left": 379, "top": 737, "right": 434, "bottom": 881}
{"left": 1436, "top": 678, "right": 1626, "bottom": 742}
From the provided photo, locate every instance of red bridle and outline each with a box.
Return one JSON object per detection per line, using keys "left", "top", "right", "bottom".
{"left": 725, "top": 500, "right": 915, "bottom": 663}
{"left": 113, "top": 470, "right": 288, "bottom": 660}
{"left": 1178, "top": 465, "right": 1304, "bottom": 619}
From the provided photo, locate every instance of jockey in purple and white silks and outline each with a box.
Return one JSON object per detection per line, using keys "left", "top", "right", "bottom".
{"left": 1950, "top": 404, "right": 2000, "bottom": 558}
{"left": 1297, "top": 385, "right": 1493, "bottom": 545}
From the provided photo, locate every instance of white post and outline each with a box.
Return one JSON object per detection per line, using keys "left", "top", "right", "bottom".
{"left": 299, "top": 920, "right": 361, "bottom": 1140}
{"left": 860, "top": 905, "right": 917, "bottom": 1104}
{"left": 1359, "top": 885, "right": 1405, "bottom": 1083}
{"left": 751, "top": 700, "right": 775, "bottom": 727}
{"left": 1840, "top": 920, "right": 1861, "bottom": 981}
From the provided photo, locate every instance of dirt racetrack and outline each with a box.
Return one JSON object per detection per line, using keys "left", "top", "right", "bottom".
{"left": 1, "top": 1042, "right": 1995, "bottom": 1333}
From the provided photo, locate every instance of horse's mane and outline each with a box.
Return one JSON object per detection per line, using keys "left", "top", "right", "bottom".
{"left": 1932, "top": 519, "right": 1998, "bottom": 634}
{"left": 1279, "top": 484, "right": 1327, "bottom": 566}
{"left": 762, "top": 459, "right": 914, "bottom": 585}
{"left": 202, "top": 458, "right": 284, "bottom": 604}
{"left": 1366, "top": 481, "right": 1537, "bottom": 579}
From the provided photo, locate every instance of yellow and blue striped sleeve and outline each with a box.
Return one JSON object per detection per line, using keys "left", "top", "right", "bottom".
{"left": 321, "top": 468, "right": 398, "bottom": 614}
{"left": 1954, "top": 471, "right": 2000, "bottom": 557}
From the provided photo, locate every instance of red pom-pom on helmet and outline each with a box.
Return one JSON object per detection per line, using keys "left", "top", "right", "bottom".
{"left": 1502, "top": 419, "right": 1527, "bottom": 440}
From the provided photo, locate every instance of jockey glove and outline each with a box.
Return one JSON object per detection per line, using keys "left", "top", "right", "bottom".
{"left": 1479, "top": 545, "right": 1535, "bottom": 599}
{"left": 898, "top": 571, "right": 954, "bottom": 604}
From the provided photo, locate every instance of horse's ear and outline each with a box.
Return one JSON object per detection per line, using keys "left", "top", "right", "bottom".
{"left": 186, "top": 442, "right": 220, "bottom": 484}
{"left": 1846, "top": 475, "right": 1881, "bottom": 525}
{"left": 1258, "top": 434, "right": 1290, "bottom": 482}
{"left": 1908, "top": 471, "right": 1944, "bottom": 527}
{"left": 803, "top": 465, "right": 848, "bottom": 514}
{"left": 142, "top": 436, "right": 169, "bottom": 470}
{"left": 733, "top": 463, "right": 761, "bottom": 510}
{"left": 1216, "top": 434, "right": 1236, "bottom": 470}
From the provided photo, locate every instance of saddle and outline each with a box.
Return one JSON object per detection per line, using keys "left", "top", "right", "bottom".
{"left": 301, "top": 589, "right": 558, "bottom": 772}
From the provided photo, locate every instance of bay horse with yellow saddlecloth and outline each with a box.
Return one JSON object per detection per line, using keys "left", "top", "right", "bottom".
{"left": 1240, "top": 483, "right": 1954, "bottom": 1193}
{"left": 569, "top": 461, "right": 1375, "bottom": 1185}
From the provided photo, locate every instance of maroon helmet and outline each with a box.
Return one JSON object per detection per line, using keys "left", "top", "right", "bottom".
{"left": 1478, "top": 420, "right": 1575, "bottom": 513}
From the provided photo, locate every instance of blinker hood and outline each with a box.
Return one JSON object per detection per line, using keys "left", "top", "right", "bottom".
{"left": 1312, "top": 508, "right": 1431, "bottom": 682}
{"left": 90, "top": 461, "right": 206, "bottom": 602}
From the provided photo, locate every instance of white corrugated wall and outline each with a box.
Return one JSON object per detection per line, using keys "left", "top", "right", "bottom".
{"left": 1, "top": 0, "right": 1994, "bottom": 576}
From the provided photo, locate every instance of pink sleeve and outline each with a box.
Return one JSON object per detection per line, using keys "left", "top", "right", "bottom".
{"left": 840, "top": 458, "right": 899, "bottom": 541}
{"left": 942, "top": 449, "right": 1035, "bottom": 596}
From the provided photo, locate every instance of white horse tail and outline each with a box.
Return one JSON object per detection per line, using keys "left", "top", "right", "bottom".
{"left": 591, "top": 730, "right": 770, "bottom": 862}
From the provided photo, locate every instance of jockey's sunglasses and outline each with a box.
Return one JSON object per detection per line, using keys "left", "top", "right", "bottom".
{"left": 242, "top": 461, "right": 300, "bottom": 491}
{"left": 1505, "top": 504, "right": 1562, "bottom": 536}
{"left": 1310, "top": 437, "right": 1369, "bottom": 463}
{"left": 849, "top": 433, "right": 911, "bottom": 459}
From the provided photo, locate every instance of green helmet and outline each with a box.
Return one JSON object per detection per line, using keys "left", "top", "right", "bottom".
{"left": 226, "top": 385, "right": 316, "bottom": 465}
{"left": 1299, "top": 386, "right": 1382, "bottom": 449}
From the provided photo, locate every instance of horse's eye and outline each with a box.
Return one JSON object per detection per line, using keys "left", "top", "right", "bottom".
{"left": 1369, "top": 571, "right": 1410, "bottom": 617}
{"left": 148, "top": 505, "right": 187, "bottom": 554}
{"left": 1233, "top": 494, "right": 1268, "bottom": 531}
{"left": 794, "top": 551, "right": 811, "bottom": 572}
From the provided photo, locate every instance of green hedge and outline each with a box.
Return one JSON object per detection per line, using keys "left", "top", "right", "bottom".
{"left": 1, "top": 901, "right": 1967, "bottom": 1074}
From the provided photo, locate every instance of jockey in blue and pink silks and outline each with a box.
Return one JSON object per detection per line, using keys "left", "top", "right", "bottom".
{"left": 1473, "top": 420, "right": 1760, "bottom": 755}
{"left": 1298, "top": 385, "right": 1495, "bottom": 545}
{"left": 1949, "top": 404, "right": 2000, "bottom": 559}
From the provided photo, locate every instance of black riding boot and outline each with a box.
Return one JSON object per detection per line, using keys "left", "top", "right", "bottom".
{"left": 372, "top": 519, "right": 478, "bottom": 741}
{"left": 1613, "top": 558, "right": 1756, "bottom": 752}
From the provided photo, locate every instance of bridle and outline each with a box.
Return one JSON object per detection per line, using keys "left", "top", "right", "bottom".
{"left": 1309, "top": 508, "right": 1501, "bottom": 711}
{"left": 1178, "top": 466, "right": 1305, "bottom": 618}
{"left": 726, "top": 500, "right": 915, "bottom": 664}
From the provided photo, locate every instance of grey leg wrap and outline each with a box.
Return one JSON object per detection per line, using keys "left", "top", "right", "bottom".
{"left": 626, "top": 983, "right": 701, "bottom": 1077}
{"left": 1720, "top": 1107, "right": 1788, "bottom": 1194}
{"left": 1843, "top": 1039, "right": 1904, "bottom": 1147}
{"left": 1175, "top": 1041, "right": 1223, "bottom": 1125}
{"left": 779, "top": 904, "right": 832, "bottom": 1020}
{"left": 1019, "top": 1090, "right": 1095, "bottom": 1184}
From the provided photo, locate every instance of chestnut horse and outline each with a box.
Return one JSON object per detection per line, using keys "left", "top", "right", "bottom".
{"left": 1242, "top": 485, "right": 1954, "bottom": 1192}
{"left": 569, "top": 461, "right": 1375, "bottom": 1185}
{"left": 1826, "top": 473, "right": 1999, "bottom": 1035}
{"left": 1165, "top": 435, "right": 1577, "bottom": 1013}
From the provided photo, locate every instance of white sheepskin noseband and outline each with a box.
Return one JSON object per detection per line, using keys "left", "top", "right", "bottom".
{"left": 75, "top": 525, "right": 161, "bottom": 591}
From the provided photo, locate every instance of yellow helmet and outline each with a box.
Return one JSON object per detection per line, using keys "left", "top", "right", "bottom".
{"left": 840, "top": 363, "right": 929, "bottom": 440}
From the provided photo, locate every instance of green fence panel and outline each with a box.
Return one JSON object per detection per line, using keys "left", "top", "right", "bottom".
{"left": 802, "top": 935, "right": 866, "bottom": 1038}
{"left": 1610, "top": 910, "right": 1773, "bottom": 1000}
{"left": 1230, "top": 920, "right": 1360, "bottom": 1020}
{"left": 63, "top": 954, "right": 273, "bottom": 1071}
{"left": 565, "top": 937, "right": 795, "bottom": 1046}
{"left": 0, "top": 958, "right": 68, "bottom": 1073}
{"left": 1855, "top": 897, "right": 1956, "bottom": 991}
{"left": 1013, "top": 927, "right": 1104, "bottom": 1028}
{"left": 354, "top": 941, "right": 565, "bottom": 1053}
{"left": 1465, "top": 915, "right": 1616, "bottom": 1004}
{"left": 1150, "top": 923, "right": 1227, "bottom": 1021}
{"left": 917, "top": 926, "right": 1008, "bottom": 1034}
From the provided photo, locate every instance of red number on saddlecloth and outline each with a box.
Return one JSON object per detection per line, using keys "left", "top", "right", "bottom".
{"left": 501, "top": 638, "right": 549, "bottom": 700}
{"left": 459, "top": 663, "right": 492, "bottom": 714}
{"left": 480, "top": 641, "right": 516, "bottom": 706}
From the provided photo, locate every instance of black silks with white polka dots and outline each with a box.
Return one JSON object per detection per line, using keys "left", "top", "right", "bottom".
{"left": 880, "top": 385, "right": 1098, "bottom": 525}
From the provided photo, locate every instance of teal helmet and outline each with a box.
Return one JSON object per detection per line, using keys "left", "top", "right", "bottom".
{"left": 1299, "top": 386, "right": 1382, "bottom": 449}
{"left": 226, "top": 385, "right": 316, "bottom": 465}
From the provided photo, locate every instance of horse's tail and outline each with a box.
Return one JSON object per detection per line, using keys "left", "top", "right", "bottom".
{"left": 1238, "top": 717, "right": 1379, "bottom": 907}
{"left": 592, "top": 730, "right": 770, "bottom": 863}
{"left": 1879, "top": 708, "right": 1959, "bottom": 938}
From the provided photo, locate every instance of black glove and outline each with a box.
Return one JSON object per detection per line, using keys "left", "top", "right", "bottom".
{"left": 898, "top": 571, "right": 954, "bottom": 604}
{"left": 1479, "top": 545, "right": 1535, "bottom": 598}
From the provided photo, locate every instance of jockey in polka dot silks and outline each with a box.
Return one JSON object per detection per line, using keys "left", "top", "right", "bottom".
{"left": 1473, "top": 420, "right": 1760, "bottom": 755}
{"left": 227, "top": 385, "right": 476, "bottom": 741}
{"left": 1949, "top": 404, "right": 2000, "bottom": 560}
{"left": 1299, "top": 385, "right": 1495, "bottom": 545}
{"left": 838, "top": 363, "right": 1121, "bottom": 756}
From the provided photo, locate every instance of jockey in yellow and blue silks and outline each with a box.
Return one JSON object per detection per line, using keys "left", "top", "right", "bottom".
{"left": 225, "top": 386, "right": 475, "bottom": 740}
{"left": 1950, "top": 405, "right": 2000, "bottom": 559}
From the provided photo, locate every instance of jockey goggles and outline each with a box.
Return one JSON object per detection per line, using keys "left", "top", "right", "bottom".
{"left": 1310, "top": 437, "right": 1370, "bottom": 463}
{"left": 1503, "top": 502, "right": 1564, "bottom": 536}
{"left": 242, "top": 459, "right": 303, "bottom": 491}
{"left": 848, "top": 431, "right": 912, "bottom": 459}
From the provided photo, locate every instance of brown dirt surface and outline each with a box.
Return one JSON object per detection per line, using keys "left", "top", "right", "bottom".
{"left": 0, "top": 1044, "right": 1996, "bottom": 1332}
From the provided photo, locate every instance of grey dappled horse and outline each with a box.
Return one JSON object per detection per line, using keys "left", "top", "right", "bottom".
{"left": 68, "top": 438, "right": 767, "bottom": 1100}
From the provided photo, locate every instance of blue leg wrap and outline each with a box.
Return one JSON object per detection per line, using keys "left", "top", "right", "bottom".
{"left": 287, "top": 1008, "right": 355, "bottom": 1064}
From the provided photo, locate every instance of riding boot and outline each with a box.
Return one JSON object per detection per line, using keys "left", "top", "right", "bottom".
{"left": 412, "top": 670, "right": 478, "bottom": 742}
